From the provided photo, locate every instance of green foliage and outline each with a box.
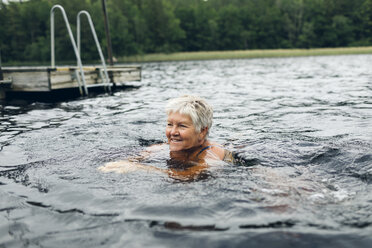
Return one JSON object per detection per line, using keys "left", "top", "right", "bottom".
{"left": 0, "top": 0, "right": 371, "bottom": 63}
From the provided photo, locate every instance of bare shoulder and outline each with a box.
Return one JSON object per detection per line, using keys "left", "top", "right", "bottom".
{"left": 208, "top": 143, "right": 226, "bottom": 160}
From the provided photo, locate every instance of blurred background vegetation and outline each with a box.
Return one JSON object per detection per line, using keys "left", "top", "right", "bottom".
{"left": 0, "top": 0, "right": 371, "bottom": 63}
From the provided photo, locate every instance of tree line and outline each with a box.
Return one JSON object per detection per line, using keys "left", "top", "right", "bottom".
{"left": 0, "top": 0, "right": 371, "bottom": 63}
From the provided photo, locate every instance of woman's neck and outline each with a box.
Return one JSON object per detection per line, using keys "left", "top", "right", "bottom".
{"left": 169, "top": 140, "right": 209, "bottom": 161}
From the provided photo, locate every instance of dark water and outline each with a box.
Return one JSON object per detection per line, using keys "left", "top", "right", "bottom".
{"left": 1, "top": 55, "right": 372, "bottom": 247}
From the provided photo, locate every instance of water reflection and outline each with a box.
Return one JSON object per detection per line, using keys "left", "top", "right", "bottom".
{"left": 0, "top": 55, "right": 372, "bottom": 247}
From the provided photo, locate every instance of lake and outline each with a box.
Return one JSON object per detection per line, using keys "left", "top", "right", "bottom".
{"left": 1, "top": 54, "right": 372, "bottom": 247}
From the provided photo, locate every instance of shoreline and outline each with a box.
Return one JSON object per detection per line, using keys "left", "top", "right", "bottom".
{"left": 3, "top": 47, "right": 372, "bottom": 66}
{"left": 119, "top": 46, "right": 372, "bottom": 63}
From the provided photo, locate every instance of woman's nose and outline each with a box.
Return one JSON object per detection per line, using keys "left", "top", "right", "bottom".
{"left": 170, "top": 126, "right": 179, "bottom": 135}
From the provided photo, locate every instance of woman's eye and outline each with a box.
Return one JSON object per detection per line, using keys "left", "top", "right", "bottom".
{"left": 167, "top": 123, "right": 173, "bottom": 127}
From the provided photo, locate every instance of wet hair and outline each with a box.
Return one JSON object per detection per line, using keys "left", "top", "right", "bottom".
{"left": 166, "top": 95, "right": 213, "bottom": 136}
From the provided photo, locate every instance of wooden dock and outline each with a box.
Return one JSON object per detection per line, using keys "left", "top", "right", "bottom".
{"left": 0, "top": 65, "right": 141, "bottom": 100}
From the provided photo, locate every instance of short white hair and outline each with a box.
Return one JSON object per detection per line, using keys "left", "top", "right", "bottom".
{"left": 166, "top": 95, "right": 213, "bottom": 136}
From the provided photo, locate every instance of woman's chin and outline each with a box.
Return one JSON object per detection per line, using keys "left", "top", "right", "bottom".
{"left": 169, "top": 145, "right": 183, "bottom": 152}
{"left": 169, "top": 142, "right": 187, "bottom": 152}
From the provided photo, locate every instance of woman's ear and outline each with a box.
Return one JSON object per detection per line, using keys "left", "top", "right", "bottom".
{"left": 199, "top": 127, "right": 208, "bottom": 142}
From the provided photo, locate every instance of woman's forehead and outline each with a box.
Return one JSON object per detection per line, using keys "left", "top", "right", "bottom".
{"left": 167, "top": 112, "right": 193, "bottom": 123}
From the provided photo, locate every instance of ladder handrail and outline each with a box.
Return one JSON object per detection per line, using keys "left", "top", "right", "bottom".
{"left": 50, "top": 5, "right": 88, "bottom": 95}
{"left": 77, "top": 10, "right": 111, "bottom": 93}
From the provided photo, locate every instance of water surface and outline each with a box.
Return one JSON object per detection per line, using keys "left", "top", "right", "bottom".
{"left": 1, "top": 55, "right": 372, "bottom": 247}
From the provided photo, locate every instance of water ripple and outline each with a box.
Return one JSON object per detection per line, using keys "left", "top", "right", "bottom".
{"left": 1, "top": 55, "right": 372, "bottom": 246}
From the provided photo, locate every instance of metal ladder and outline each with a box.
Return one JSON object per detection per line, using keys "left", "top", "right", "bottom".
{"left": 77, "top": 10, "right": 111, "bottom": 93}
{"left": 51, "top": 5, "right": 111, "bottom": 96}
{"left": 51, "top": 5, "right": 87, "bottom": 96}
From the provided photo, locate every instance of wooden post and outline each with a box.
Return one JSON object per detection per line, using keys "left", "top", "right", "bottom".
{"left": 101, "top": 0, "right": 114, "bottom": 66}
{"left": 0, "top": 48, "right": 3, "bottom": 81}
{"left": 0, "top": 49, "right": 5, "bottom": 99}
{"left": 0, "top": 90, "right": 5, "bottom": 100}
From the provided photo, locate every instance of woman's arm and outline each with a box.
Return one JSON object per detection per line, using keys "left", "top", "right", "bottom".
{"left": 98, "top": 143, "right": 167, "bottom": 173}
{"left": 98, "top": 143, "right": 231, "bottom": 180}
{"left": 98, "top": 160, "right": 166, "bottom": 174}
{"left": 98, "top": 157, "right": 209, "bottom": 181}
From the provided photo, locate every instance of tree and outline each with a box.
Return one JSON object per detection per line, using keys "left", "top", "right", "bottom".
{"left": 175, "top": 2, "right": 218, "bottom": 51}
{"left": 142, "top": 0, "right": 185, "bottom": 53}
{"left": 216, "top": 4, "right": 245, "bottom": 50}
{"left": 277, "top": 0, "right": 305, "bottom": 47}
{"left": 357, "top": 0, "right": 372, "bottom": 45}
{"left": 0, "top": 0, "right": 371, "bottom": 63}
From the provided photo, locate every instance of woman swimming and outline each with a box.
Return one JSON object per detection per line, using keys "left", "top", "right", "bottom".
{"left": 99, "top": 95, "right": 233, "bottom": 180}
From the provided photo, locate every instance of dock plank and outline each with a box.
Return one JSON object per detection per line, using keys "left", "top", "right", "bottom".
{"left": 3, "top": 70, "right": 50, "bottom": 92}
{"left": 1, "top": 65, "right": 141, "bottom": 95}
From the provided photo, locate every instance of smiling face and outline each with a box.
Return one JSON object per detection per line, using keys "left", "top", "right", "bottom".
{"left": 166, "top": 112, "right": 207, "bottom": 152}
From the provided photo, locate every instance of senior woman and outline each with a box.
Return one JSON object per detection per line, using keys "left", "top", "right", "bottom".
{"left": 166, "top": 95, "right": 230, "bottom": 160}
{"left": 99, "top": 95, "right": 233, "bottom": 180}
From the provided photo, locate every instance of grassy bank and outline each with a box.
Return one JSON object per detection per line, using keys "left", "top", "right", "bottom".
{"left": 119, "top": 46, "right": 372, "bottom": 63}
{"left": 3, "top": 46, "right": 372, "bottom": 66}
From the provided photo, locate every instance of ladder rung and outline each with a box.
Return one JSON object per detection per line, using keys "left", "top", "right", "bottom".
{"left": 0, "top": 79, "right": 12, "bottom": 86}
{"left": 86, "top": 83, "right": 113, "bottom": 88}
